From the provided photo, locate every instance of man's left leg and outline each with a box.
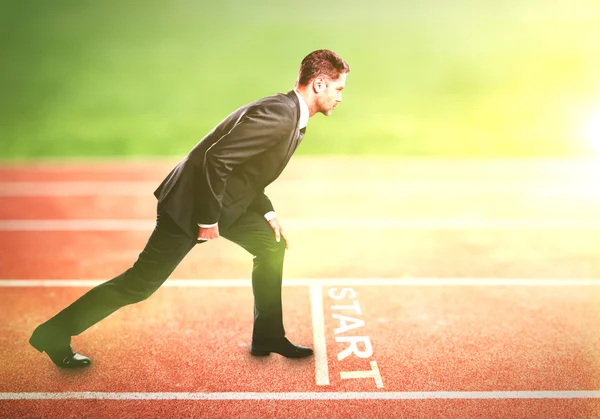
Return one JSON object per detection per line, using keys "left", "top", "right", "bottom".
{"left": 221, "top": 210, "right": 312, "bottom": 358}
{"left": 29, "top": 211, "right": 197, "bottom": 368}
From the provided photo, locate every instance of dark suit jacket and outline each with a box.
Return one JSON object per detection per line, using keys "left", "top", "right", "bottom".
{"left": 154, "top": 90, "right": 305, "bottom": 239}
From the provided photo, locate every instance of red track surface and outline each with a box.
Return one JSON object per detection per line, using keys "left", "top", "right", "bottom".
{"left": 0, "top": 196, "right": 155, "bottom": 219}
{"left": 1, "top": 287, "right": 313, "bottom": 393}
{"left": 0, "top": 162, "right": 174, "bottom": 182}
{"left": 0, "top": 231, "right": 244, "bottom": 279}
{"left": 1, "top": 161, "right": 599, "bottom": 418}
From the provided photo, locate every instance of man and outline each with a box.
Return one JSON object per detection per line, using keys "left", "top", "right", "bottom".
{"left": 29, "top": 49, "right": 350, "bottom": 368}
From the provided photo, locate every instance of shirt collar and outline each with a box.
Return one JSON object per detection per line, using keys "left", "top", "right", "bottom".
{"left": 293, "top": 89, "right": 309, "bottom": 130}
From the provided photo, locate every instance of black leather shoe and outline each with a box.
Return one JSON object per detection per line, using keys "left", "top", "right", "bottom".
{"left": 251, "top": 337, "right": 313, "bottom": 358}
{"left": 29, "top": 325, "right": 91, "bottom": 369}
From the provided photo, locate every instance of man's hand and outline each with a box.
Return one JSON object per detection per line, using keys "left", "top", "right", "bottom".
{"left": 198, "top": 224, "right": 220, "bottom": 242}
{"left": 267, "top": 218, "right": 289, "bottom": 250}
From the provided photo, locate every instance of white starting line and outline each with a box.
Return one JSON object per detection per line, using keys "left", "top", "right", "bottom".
{"left": 309, "top": 284, "right": 330, "bottom": 386}
{"left": 1, "top": 391, "right": 599, "bottom": 400}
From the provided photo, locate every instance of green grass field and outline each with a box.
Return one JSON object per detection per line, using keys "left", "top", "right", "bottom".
{"left": 2, "top": 0, "right": 600, "bottom": 158}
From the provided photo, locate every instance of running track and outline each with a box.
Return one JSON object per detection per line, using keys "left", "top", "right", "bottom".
{"left": 0, "top": 158, "right": 599, "bottom": 418}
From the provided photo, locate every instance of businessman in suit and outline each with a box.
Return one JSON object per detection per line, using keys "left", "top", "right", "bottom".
{"left": 30, "top": 49, "right": 350, "bottom": 368}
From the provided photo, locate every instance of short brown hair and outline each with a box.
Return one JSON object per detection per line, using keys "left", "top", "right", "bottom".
{"left": 297, "top": 49, "right": 350, "bottom": 86}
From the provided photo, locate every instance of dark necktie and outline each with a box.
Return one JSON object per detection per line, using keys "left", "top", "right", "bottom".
{"left": 296, "top": 127, "right": 306, "bottom": 148}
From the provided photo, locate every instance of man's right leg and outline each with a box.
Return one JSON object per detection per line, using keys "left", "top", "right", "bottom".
{"left": 30, "top": 211, "right": 197, "bottom": 366}
{"left": 221, "top": 210, "right": 312, "bottom": 358}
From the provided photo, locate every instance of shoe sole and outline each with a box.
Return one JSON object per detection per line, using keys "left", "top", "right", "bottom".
{"left": 250, "top": 349, "right": 313, "bottom": 358}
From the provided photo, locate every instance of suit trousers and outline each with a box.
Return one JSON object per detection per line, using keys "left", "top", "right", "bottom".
{"left": 42, "top": 208, "right": 287, "bottom": 343}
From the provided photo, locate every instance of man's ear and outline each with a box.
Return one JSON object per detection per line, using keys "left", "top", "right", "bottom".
{"left": 312, "top": 77, "right": 326, "bottom": 93}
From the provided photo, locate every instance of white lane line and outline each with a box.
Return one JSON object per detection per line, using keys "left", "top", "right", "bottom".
{"left": 1, "top": 180, "right": 599, "bottom": 197}
{"left": 4, "top": 219, "right": 600, "bottom": 231}
{"left": 309, "top": 284, "right": 330, "bottom": 386}
{"left": 0, "top": 391, "right": 598, "bottom": 400}
{"left": 1, "top": 278, "right": 600, "bottom": 288}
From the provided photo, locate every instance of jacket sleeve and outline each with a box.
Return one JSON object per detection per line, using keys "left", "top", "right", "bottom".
{"left": 247, "top": 189, "right": 275, "bottom": 216}
{"left": 196, "top": 102, "right": 295, "bottom": 225}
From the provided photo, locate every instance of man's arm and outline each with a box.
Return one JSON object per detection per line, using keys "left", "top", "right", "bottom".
{"left": 247, "top": 189, "right": 289, "bottom": 249}
{"left": 196, "top": 102, "right": 295, "bottom": 226}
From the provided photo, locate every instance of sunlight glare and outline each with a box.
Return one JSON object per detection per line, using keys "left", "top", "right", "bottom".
{"left": 584, "top": 109, "right": 600, "bottom": 153}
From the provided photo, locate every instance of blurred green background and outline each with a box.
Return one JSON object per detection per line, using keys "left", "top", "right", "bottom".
{"left": 2, "top": 0, "right": 600, "bottom": 159}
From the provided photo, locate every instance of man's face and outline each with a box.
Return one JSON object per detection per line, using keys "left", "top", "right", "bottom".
{"left": 315, "top": 73, "right": 347, "bottom": 116}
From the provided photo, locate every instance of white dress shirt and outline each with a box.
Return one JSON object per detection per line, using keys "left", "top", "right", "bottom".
{"left": 294, "top": 89, "right": 309, "bottom": 130}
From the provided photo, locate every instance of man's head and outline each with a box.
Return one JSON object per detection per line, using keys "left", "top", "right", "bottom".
{"left": 295, "top": 49, "right": 350, "bottom": 117}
